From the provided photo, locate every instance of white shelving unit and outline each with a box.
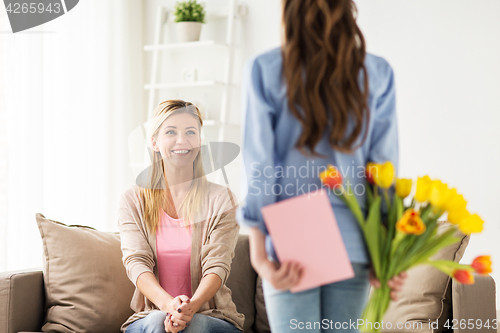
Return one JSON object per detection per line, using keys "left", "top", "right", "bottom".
{"left": 144, "top": 0, "right": 245, "bottom": 141}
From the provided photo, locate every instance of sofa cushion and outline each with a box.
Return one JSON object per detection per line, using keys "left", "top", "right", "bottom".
{"left": 226, "top": 234, "right": 258, "bottom": 333}
{"left": 382, "top": 221, "right": 470, "bottom": 333}
{"left": 36, "top": 213, "right": 135, "bottom": 333}
{"left": 254, "top": 276, "right": 271, "bottom": 333}
{"left": 0, "top": 270, "right": 45, "bottom": 333}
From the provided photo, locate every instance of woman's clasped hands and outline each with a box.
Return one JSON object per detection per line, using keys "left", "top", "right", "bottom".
{"left": 163, "top": 295, "right": 196, "bottom": 333}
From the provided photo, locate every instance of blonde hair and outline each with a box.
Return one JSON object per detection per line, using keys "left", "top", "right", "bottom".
{"left": 140, "top": 99, "right": 208, "bottom": 234}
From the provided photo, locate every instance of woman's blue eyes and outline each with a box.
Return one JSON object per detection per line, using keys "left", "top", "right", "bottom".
{"left": 166, "top": 130, "right": 196, "bottom": 135}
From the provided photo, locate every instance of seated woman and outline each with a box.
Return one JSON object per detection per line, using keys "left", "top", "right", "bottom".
{"left": 118, "top": 100, "right": 244, "bottom": 333}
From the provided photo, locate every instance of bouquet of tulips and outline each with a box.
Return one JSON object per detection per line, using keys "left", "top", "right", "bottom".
{"left": 319, "top": 162, "right": 492, "bottom": 333}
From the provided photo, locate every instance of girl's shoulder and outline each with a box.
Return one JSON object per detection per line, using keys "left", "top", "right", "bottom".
{"left": 364, "top": 52, "right": 395, "bottom": 91}
{"left": 245, "top": 46, "right": 283, "bottom": 77}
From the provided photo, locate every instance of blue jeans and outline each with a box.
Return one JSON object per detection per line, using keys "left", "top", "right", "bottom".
{"left": 262, "top": 263, "right": 371, "bottom": 333}
{"left": 125, "top": 311, "right": 242, "bottom": 333}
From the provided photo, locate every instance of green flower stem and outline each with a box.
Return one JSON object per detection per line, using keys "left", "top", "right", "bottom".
{"left": 346, "top": 195, "right": 366, "bottom": 227}
{"left": 390, "top": 231, "right": 405, "bottom": 257}
{"left": 427, "top": 260, "right": 474, "bottom": 272}
{"left": 420, "top": 204, "right": 433, "bottom": 221}
{"left": 342, "top": 180, "right": 366, "bottom": 227}
{"left": 360, "top": 285, "right": 391, "bottom": 333}
{"left": 424, "top": 260, "right": 454, "bottom": 276}
{"left": 410, "top": 198, "right": 416, "bottom": 209}
{"left": 383, "top": 189, "right": 391, "bottom": 213}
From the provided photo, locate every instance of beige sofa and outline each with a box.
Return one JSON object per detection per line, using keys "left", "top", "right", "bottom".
{"left": 0, "top": 234, "right": 497, "bottom": 333}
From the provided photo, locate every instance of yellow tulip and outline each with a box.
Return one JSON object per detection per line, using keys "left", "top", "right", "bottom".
{"left": 373, "top": 161, "right": 395, "bottom": 189}
{"left": 396, "top": 178, "right": 412, "bottom": 198}
{"left": 445, "top": 189, "right": 467, "bottom": 212}
{"left": 428, "top": 180, "right": 453, "bottom": 210}
{"left": 448, "top": 206, "right": 470, "bottom": 225}
{"left": 459, "top": 214, "right": 484, "bottom": 234}
{"left": 415, "top": 176, "right": 433, "bottom": 203}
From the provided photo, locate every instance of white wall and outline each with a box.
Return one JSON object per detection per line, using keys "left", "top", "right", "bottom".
{"left": 142, "top": 0, "right": 500, "bottom": 306}
{"left": 355, "top": 0, "right": 500, "bottom": 305}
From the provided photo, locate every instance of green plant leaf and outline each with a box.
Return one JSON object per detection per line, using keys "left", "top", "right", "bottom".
{"left": 174, "top": 0, "right": 206, "bottom": 23}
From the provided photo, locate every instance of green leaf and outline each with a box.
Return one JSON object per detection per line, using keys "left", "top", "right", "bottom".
{"left": 364, "top": 196, "right": 383, "bottom": 278}
{"left": 382, "top": 194, "right": 399, "bottom": 273}
{"left": 343, "top": 179, "right": 365, "bottom": 227}
{"left": 429, "top": 260, "right": 474, "bottom": 271}
{"left": 366, "top": 182, "right": 374, "bottom": 208}
{"left": 396, "top": 195, "right": 404, "bottom": 221}
{"left": 401, "top": 231, "right": 460, "bottom": 271}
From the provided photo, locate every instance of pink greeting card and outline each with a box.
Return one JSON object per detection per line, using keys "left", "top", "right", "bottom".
{"left": 261, "top": 188, "right": 354, "bottom": 293}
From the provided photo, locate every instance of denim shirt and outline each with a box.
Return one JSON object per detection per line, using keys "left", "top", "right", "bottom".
{"left": 236, "top": 46, "right": 399, "bottom": 264}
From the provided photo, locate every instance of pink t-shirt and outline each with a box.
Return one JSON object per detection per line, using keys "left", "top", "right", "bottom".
{"left": 156, "top": 209, "right": 192, "bottom": 298}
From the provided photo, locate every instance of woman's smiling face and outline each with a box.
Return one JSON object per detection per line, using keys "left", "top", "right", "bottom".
{"left": 152, "top": 112, "right": 201, "bottom": 169}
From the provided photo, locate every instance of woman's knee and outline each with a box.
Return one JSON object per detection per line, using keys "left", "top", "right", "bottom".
{"left": 143, "top": 311, "right": 167, "bottom": 333}
{"left": 181, "top": 314, "right": 238, "bottom": 333}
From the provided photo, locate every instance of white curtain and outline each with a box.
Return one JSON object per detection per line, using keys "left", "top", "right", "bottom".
{"left": 0, "top": 1, "right": 144, "bottom": 271}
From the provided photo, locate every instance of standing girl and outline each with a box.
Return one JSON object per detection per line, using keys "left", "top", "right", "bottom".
{"left": 237, "top": 1, "right": 406, "bottom": 332}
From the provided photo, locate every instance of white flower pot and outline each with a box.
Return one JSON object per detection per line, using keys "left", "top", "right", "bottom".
{"left": 176, "top": 22, "right": 203, "bottom": 43}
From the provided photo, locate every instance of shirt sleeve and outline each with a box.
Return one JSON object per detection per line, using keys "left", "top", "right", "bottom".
{"left": 236, "top": 57, "right": 277, "bottom": 236}
{"left": 368, "top": 61, "right": 399, "bottom": 213}
{"left": 368, "top": 61, "right": 399, "bottom": 171}
{"left": 200, "top": 188, "right": 240, "bottom": 292}
{"left": 117, "top": 188, "right": 155, "bottom": 288}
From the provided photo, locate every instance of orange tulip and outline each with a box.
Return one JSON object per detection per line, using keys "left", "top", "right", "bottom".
{"left": 453, "top": 269, "right": 474, "bottom": 284}
{"left": 396, "top": 209, "right": 426, "bottom": 235}
{"left": 471, "top": 256, "right": 492, "bottom": 275}
{"left": 319, "top": 164, "right": 343, "bottom": 190}
{"left": 365, "top": 162, "right": 378, "bottom": 185}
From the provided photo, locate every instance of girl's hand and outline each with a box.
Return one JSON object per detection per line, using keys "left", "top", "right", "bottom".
{"left": 248, "top": 227, "right": 303, "bottom": 291}
{"left": 266, "top": 261, "right": 303, "bottom": 291}
{"left": 369, "top": 268, "right": 408, "bottom": 301}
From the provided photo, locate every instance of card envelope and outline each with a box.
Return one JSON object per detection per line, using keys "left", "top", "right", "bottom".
{"left": 261, "top": 188, "right": 354, "bottom": 293}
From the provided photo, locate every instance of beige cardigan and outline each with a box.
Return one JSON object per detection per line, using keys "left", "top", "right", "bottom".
{"left": 117, "top": 182, "right": 245, "bottom": 332}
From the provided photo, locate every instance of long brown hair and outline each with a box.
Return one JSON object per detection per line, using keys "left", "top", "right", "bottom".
{"left": 140, "top": 100, "right": 208, "bottom": 235}
{"left": 282, "top": 0, "right": 370, "bottom": 156}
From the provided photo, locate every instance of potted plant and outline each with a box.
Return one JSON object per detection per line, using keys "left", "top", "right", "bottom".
{"left": 174, "top": 0, "right": 206, "bottom": 43}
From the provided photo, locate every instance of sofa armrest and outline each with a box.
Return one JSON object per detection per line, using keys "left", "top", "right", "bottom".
{"left": 452, "top": 274, "right": 496, "bottom": 332}
{"left": 0, "top": 268, "right": 45, "bottom": 333}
